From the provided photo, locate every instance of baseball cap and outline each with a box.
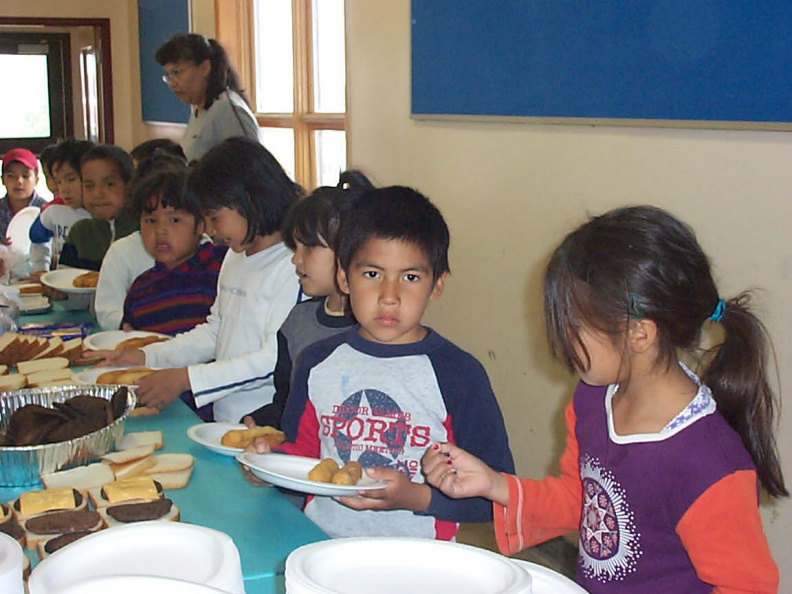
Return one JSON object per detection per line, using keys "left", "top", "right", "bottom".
{"left": 1, "top": 149, "right": 38, "bottom": 173}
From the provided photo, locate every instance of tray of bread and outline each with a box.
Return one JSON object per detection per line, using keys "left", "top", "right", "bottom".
{"left": 0, "top": 385, "right": 136, "bottom": 486}
{"left": 40, "top": 269, "right": 99, "bottom": 294}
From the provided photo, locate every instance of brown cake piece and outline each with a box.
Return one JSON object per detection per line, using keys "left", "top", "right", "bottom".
{"left": 26, "top": 509, "right": 102, "bottom": 535}
{"left": 41, "top": 530, "right": 92, "bottom": 555}
{"left": 4, "top": 404, "right": 71, "bottom": 445}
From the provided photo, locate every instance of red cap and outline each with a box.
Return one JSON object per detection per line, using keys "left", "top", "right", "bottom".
{"left": 1, "top": 148, "right": 38, "bottom": 173}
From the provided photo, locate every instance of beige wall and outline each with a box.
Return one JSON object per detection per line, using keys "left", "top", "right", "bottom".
{"left": 346, "top": 0, "right": 792, "bottom": 587}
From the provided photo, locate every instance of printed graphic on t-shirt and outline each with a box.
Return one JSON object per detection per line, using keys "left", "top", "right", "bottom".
{"left": 579, "top": 455, "right": 643, "bottom": 582}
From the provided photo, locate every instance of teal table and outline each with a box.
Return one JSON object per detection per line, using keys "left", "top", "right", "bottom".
{"left": 2, "top": 304, "right": 329, "bottom": 592}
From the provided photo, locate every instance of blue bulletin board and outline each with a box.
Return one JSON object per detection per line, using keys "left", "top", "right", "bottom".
{"left": 138, "top": 0, "right": 190, "bottom": 124}
{"left": 411, "top": 1, "right": 792, "bottom": 128}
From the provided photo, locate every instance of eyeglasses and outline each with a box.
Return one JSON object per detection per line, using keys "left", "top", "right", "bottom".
{"left": 161, "top": 65, "right": 190, "bottom": 84}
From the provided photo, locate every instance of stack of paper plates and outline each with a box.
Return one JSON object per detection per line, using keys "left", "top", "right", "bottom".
{"left": 285, "top": 537, "right": 534, "bottom": 594}
{"left": 28, "top": 522, "right": 244, "bottom": 594}
{"left": 0, "top": 533, "right": 24, "bottom": 594}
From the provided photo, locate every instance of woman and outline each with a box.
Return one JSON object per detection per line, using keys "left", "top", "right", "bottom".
{"left": 155, "top": 33, "right": 260, "bottom": 163}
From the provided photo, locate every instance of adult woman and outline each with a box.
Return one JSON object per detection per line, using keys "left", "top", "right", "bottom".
{"left": 155, "top": 33, "right": 260, "bottom": 163}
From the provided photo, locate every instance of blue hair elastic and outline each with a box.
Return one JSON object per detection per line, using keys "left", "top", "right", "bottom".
{"left": 709, "top": 299, "right": 726, "bottom": 322}
{"left": 627, "top": 293, "right": 646, "bottom": 319}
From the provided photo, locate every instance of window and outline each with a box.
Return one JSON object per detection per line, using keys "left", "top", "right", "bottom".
{"left": 217, "top": 0, "right": 347, "bottom": 191}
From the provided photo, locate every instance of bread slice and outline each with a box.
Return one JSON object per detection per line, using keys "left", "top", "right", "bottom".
{"left": 26, "top": 337, "right": 52, "bottom": 360}
{"left": 0, "top": 374, "right": 27, "bottom": 391}
{"left": 59, "top": 337, "right": 83, "bottom": 364}
{"left": 0, "top": 333, "right": 21, "bottom": 366}
{"left": 23, "top": 509, "right": 104, "bottom": 550}
{"left": 98, "top": 499, "right": 179, "bottom": 528}
{"left": 106, "top": 455, "right": 155, "bottom": 480}
{"left": 15, "top": 336, "right": 37, "bottom": 360}
{"left": 41, "top": 462, "right": 115, "bottom": 491}
{"left": 145, "top": 453, "right": 194, "bottom": 474}
{"left": 36, "top": 528, "right": 99, "bottom": 559}
{"left": 25, "top": 367, "right": 74, "bottom": 388}
{"left": 149, "top": 468, "right": 193, "bottom": 490}
{"left": 100, "top": 444, "right": 155, "bottom": 465}
{"left": 32, "top": 379, "right": 75, "bottom": 389}
{"left": 116, "top": 430, "right": 163, "bottom": 451}
{"left": 0, "top": 364, "right": 9, "bottom": 376}
{"left": 17, "top": 356, "right": 69, "bottom": 375}
{"left": 31, "top": 336, "right": 63, "bottom": 360}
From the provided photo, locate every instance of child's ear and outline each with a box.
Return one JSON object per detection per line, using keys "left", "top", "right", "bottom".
{"left": 429, "top": 272, "right": 448, "bottom": 301}
{"left": 627, "top": 318, "right": 657, "bottom": 354}
{"left": 336, "top": 263, "right": 350, "bottom": 295}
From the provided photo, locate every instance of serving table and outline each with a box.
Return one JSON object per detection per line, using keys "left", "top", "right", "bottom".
{"left": 0, "top": 302, "right": 329, "bottom": 593}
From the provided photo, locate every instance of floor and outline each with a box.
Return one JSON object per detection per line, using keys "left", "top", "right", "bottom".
{"left": 457, "top": 523, "right": 578, "bottom": 580}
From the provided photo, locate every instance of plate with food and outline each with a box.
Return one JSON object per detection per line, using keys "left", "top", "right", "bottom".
{"left": 236, "top": 453, "right": 386, "bottom": 496}
{"left": 72, "top": 366, "right": 157, "bottom": 386}
{"left": 188, "top": 423, "right": 285, "bottom": 456}
{"left": 18, "top": 294, "right": 51, "bottom": 314}
{"left": 40, "top": 268, "right": 99, "bottom": 294}
{"left": 83, "top": 330, "right": 171, "bottom": 352}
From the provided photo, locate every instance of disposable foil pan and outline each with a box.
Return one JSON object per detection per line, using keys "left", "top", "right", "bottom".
{"left": 0, "top": 384, "right": 136, "bottom": 486}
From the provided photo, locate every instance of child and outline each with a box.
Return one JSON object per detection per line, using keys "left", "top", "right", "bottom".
{"left": 92, "top": 137, "right": 304, "bottom": 424}
{"left": 130, "top": 138, "right": 186, "bottom": 169}
{"left": 0, "top": 148, "right": 48, "bottom": 240}
{"left": 28, "top": 140, "right": 95, "bottom": 275}
{"left": 59, "top": 144, "right": 136, "bottom": 271}
{"left": 422, "top": 206, "right": 785, "bottom": 592}
{"left": 37, "top": 144, "right": 62, "bottom": 201}
{"left": 244, "top": 170, "right": 373, "bottom": 428}
{"left": 248, "top": 186, "right": 514, "bottom": 541}
{"left": 121, "top": 155, "right": 227, "bottom": 334}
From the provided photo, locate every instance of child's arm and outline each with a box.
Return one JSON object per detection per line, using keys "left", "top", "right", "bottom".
{"left": 676, "top": 470, "right": 779, "bottom": 593}
{"left": 422, "top": 442, "right": 509, "bottom": 505}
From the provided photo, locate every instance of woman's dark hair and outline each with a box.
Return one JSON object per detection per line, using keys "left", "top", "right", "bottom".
{"left": 155, "top": 33, "right": 250, "bottom": 110}
{"left": 80, "top": 144, "right": 135, "bottom": 184}
{"left": 186, "top": 137, "right": 304, "bottom": 244}
{"left": 131, "top": 138, "right": 186, "bottom": 168}
{"left": 283, "top": 170, "right": 374, "bottom": 253}
{"left": 51, "top": 140, "right": 96, "bottom": 176}
{"left": 544, "top": 205, "right": 787, "bottom": 497}
{"left": 128, "top": 154, "right": 197, "bottom": 222}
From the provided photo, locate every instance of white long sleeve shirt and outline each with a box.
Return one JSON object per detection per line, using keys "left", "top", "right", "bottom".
{"left": 142, "top": 242, "right": 301, "bottom": 423}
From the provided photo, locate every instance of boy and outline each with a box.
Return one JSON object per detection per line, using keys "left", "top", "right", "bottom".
{"left": 0, "top": 148, "right": 47, "bottom": 240}
{"left": 121, "top": 155, "right": 227, "bottom": 335}
{"left": 254, "top": 186, "right": 514, "bottom": 540}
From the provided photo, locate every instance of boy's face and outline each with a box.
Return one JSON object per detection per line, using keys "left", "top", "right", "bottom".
{"left": 140, "top": 200, "right": 203, "bottom": 270}
{"left": 54, "top": 163, "right": 83, "bottom": 208}
{"left": 292, "top": 240, "right": 337, "bottom": 297}
{"left": 81, "top": 159, "right": 126, "bottom": 220}
{"left": 337, "top": 238, "right": 445, "bottom": 345}
{"left": 203, "top": 206, "right": 249, "bottom": 254}
{"left": 43, "top": 165, "right": 58, "bottom": 195}
{"left": 1, "top": 162, "right": 38, "bottom": 204}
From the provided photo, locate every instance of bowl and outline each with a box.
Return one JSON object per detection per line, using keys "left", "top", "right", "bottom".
{"left": 0, "top": 385, "right": 136, "bottom": 486}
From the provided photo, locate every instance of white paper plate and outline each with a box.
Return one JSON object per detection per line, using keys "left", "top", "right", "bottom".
{"left": 511, "top": 559, "right": 586, "bottom": 594}
{"left": 40, "top": 268, "right": 97, "bottom": 294}
{"left": 6, "top": 206, "right": 39, "bottom": 254}
{"left": 285, "top": 537, "right": 533, "bottom": 594}
{"left": 187, "top": 422, "right": 247, "bottom": 456}
{"left": 236, "top": 453, "right": 386, "bottom": 496}
{"left": 52, "top": 575, "right": 230, "bottom": 594}
{"left": 72, "top": 366, "right": 157, "bottom": 386}
{"left": 28, "top": 522, "right": 245, "bottom": 594}
{"left": 84, "top": 330, "right": 170, "bottom": 351}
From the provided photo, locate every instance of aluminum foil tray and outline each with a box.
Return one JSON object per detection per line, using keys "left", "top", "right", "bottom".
{"left": 0, "top": 384, "right": 136, "bottom": 486}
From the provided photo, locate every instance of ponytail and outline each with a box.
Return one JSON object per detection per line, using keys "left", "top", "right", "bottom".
{"left": 701, "top": 292, "right": 787, "bottom": 497}
{"left": 204, "top": 39, "right": 251, "bottom": 110}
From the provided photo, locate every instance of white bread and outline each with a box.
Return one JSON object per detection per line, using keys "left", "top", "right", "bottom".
{"left": 23, "top": 509, "right": 104, "bottom": 550}
{"left": 16, "top": 356, "right": 69, "bottom": 375}
{"left": 0, "top": 333, "right": 21, "bottom": 365}
{"left": 36, "top": 528, "right": 99, "bottom": 559}
{"left": 25, "top": 367, "right": 74, "bottom": 387}
{"left": 27, "top": 337, "right": 51, "bottom": 359}
{"left": 148, "top": 469, "right": 193, "bottom": 490}
{"left": 31, "top": 379, "right": 75, "bottom": 389}
{"left": 106, "top": 455, "right": 155, "bottom": 480}
{"left": 144, "top": 453, "right": 194, "bottom": 474}
{"left": 116, "top": 430, "right": 163, "bottom": 451}
{"left": 15, "top": 336, "right": 37, "bottom": 360}
{"left": 98, "top": 501, "right": 179, "bottom": 528}
{"left": 17, "top": 283, "right": 42, "bottom": 294}
{"left": 31, "top": 336, "right": 63, "bottom": 360}
{"left": 0, "top": 373, "right": 27, "bottom": 391}
{"left": 59, "top": 337, "right": 83, "bottom": 363}
{"left": 128, "top": 406, "right": 159, "bottom": 417}
{"left": 100, "top": 444, "right": 155, "bottom": 465}
{"left": 41, "top": 462, "right": 115, "bottom": 491}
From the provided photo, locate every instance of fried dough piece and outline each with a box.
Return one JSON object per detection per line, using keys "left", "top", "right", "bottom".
{"left": 220, "top": 426, "right": 285, "bottom": 449}
{"left": 331, "top": 461, "right": 363, "bottom": 485}
{"left": 308, "top": 458, "right": 339, "bottom": 483}
{"left": 72, "top": 271, "right": 99, "bottom": 288}
{"left": 114, "top": 335, "right": 170, "bottom": 350}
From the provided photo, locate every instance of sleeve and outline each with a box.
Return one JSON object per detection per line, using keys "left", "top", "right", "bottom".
{"left": 188, "top": 263, "right": 299, "bottom": 408}
{"left": 143, "top": 313, "right": 219, "bottom": 369}
{"left": 494, "top": 400, "right": 582, "bottom": 555}
{"left": 94, "top": 243, "right": 133, "bottom": 330}
{"left": 28, "top": 241, "right": 51, "bottom": 273}
{"left": 246, "top": 330, "right": 292, "bottom": 427}
{"left": 58, "top": 229, "right": 100, "bottom": 271}
{"left": 29, "top": 216, "right": 53, "bottom": 243}
{"left": 676, "top": 470, "right": 779, "bottom": 593}
{"left": 423, "top": 352, "right": 515, "bottom": 523}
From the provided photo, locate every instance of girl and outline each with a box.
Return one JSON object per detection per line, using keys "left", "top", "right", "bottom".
{"left": 422, "top": 206, "right": 785, "bottom": 593}
{"left": 59, "top": 144, "right": 136, "bottom": 271}
{"left": 93, "top": 137, "right": 304, "bottom": 424}
{"left": 244, "top": 170, "right": 373, "bottom": 428}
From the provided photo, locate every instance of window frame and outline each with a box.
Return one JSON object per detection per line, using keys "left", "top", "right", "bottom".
{"left": 216, "top": 0, "right": 346, "bottom": 191}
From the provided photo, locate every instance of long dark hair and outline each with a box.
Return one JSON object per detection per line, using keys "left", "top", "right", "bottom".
{"left": 155, "top": 33, "right": 250, "bottom": 110}
{"left": 544, "top": 205, "right": 787, "bottom": 497}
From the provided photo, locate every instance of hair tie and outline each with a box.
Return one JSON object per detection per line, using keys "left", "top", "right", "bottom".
{"left": 709, "top": 299, "right": 726, "bottom": 322}
{"left": 627, "top": 293, "right": 646, "bottom": 319}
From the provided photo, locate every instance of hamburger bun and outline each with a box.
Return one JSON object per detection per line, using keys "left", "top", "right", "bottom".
{"left": 114, "top": 335, "right": 170, "bottom": 350}
{"left": 220, "top": 426, "right": 286, "bottom": 450}
{"left": 96, "top": 367, "right": 155, "bottom": 386}
{"left": 72, "top": 271, "right": 99, "bottom": 288}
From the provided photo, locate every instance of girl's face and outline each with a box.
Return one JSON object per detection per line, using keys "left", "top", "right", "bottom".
{"left": 81, "top": 159, "right": 126, "bottom": 220}
{"left": 140, "top": 200, "right": 203, "bottom": 269}
{"left": 574, "top": 325, "right": 626, "bottom": 387}
{"left": 203, "top": 206, "right": 250, "bottom": 254}
{"left": 54, "top": 163, "right": 83, "bottom": 208}
{"left": 291, "top": 239, "right": 337, "bottom": 297}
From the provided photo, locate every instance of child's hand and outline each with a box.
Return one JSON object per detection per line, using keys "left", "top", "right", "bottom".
{"left": 239, "top": 436, "right": 272, "bottom": 486}
{"left": 134, "top": 368, "right": 190, "bottom": 411}
{"left": 335, "top": 467, "right": 431, "bottom": 513}
{"left": 87, "top": 348, "right": 145, "bottom": 368}
{"left": 421, "top": 442, "right": 509, "bottom": 506}
{"left": 242, "top": 415, "right": 256, "bottom": 429}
